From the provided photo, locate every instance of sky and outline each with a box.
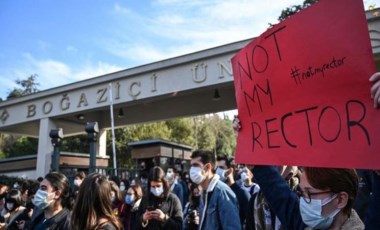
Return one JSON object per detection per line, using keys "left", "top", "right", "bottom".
{"left": 0, "top": 0, "right": 376, "bottom": 102}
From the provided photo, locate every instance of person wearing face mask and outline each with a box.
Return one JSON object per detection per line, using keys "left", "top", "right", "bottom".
{"left": 234, "top": 71, "right": 380, "bottom": 230}
{"left": 140, "top": 173, "right": 149, "bottom": 193}
{"left": 137, "top": 166, "right": 183, "bottom": 230}
{"left": 239, "top": 167, "right": 260, "bottom": 196}
{"left": 189, "top": 150, "right": 241, "bottom": 230}
{"left": 245, "top": 165, "right": 300, "bottom": 230}
{"left": 166, "top": 167, "right": 184, "bottom": 209}
{"left": 216, "top": 154, "right": 250, "bottom": 229}
{"left": 234, "top": 116, "right": 363, "bottom": 230}
{"left": 29, "top": 172, "right": 72, "bottom": 230}
{"left": 110, "top": 181, "right": 124, "bottom": 222}
{"left": 120, "top": 184, "right": 143, "bottom": 230}
{"left": 182, "top": 183, "right": 201, "bottom": 230}
{"left": 253, "top": 166, "right": 363, "bottom": 229}
{"left": 70, "top": 173, "right": 122, "bottom": 230}
{"left": 119, "top": 179, "right": 130, "bottom": 192}
{"left": 73, "top": 171, "right": 86, "bottom": 190}
{"left": 0, "top": 189, "right": 28, "bottom": 230}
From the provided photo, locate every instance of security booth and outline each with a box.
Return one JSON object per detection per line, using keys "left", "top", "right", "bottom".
{"left": 129, "top": 139, "right": 192, "bottom": 175}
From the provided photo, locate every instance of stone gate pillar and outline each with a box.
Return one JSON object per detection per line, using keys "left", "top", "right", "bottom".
{"left": 36, "top": 118, "right": 56, "bottom": 177}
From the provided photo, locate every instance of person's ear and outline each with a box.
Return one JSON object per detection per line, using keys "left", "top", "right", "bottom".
{"left": 203, "top": 163, "right": 210, "bottom": 172}
{"left": 226, "top": 168, "right": 234, "bottom": 177}
{"left": 53, "top": 190, "right": 62, "bottom": 200}
{"left": 336, "top": 192, "right": 349, "bottom": 209}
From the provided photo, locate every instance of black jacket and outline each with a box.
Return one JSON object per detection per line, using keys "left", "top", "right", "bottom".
{"left": 29, "top": 208, "right": 69, "bottom": 230}
{"left": 137, "top": 192, "right": 183, "bottom": 230}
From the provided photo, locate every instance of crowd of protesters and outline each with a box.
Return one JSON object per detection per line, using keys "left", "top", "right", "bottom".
{"left": 0, "top": 73, "right": 378, "bottom": 230}
{"left": 0, "top": 151, "right": 378, "bottom": 230}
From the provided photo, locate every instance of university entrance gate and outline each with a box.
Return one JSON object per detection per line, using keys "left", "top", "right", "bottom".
{"left": 0, "top": 9, "right": 379, "bottom": 178}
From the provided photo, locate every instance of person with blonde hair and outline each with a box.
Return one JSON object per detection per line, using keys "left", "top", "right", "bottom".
{"left": 70, "top": 173, "right": 121, "bottom": 230}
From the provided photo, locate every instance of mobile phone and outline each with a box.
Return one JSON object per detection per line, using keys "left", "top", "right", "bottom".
{"left": 147, "top": 206, "right": 155, "bottom": 211}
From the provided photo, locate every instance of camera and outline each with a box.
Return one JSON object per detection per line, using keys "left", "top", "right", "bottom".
{"left": 188, "top": 209, "right": 198, "bottom": 221}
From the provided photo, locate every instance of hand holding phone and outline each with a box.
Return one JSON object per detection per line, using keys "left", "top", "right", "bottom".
{"left": 147, "top": 205, "right": 155, "bottom": 211}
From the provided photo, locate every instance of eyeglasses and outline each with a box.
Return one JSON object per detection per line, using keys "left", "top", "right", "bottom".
{"left": 296, "top": 186, "right": 332, "bottom": 203}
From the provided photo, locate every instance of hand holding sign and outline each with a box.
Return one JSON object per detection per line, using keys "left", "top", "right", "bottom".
{"left": 232, "top": 0, "right": 379, "bottom": 169}
{"left": 370, "top": 72, "right": 380, "bottom": 108}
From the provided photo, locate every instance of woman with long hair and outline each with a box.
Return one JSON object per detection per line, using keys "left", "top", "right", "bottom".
{"left": 136, "top": 166, "right": 183, "bottom": 230}
{"left": 70, "top": 173, "right": 121, "bottom": 230}
{"left": 0, "top": 189, "right": 28, "bottom": 230}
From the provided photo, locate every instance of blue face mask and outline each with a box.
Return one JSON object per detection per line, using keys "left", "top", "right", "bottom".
{"left": 150, "top": 186, "right": 164, "bottom": 197}
{"left": 216, "top": 167, "right": 227, "bottom": 182}
{"left": 33, "top": 189, "right": 54, "bottom": 210}
{"left": 125, "top": 195, "right": 133, "bottom": 205}
{"left": 299, "top": 194, "right": 341, "bottom": 229}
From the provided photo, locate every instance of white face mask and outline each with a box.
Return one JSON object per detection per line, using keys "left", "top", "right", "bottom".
{"left": 300, "top": 194, "right": 341, "bottom": 229}
{"left": 74, "top": 179, "right": 80, "bottom": 187}
{"left": 150, "top": 186, "right": 164, "bottom": 197}
{"left": 190, "top": 166, "right": 206, "bottom": 185}
{"left": 120, "top": 185, "right": 126, "bottom": 191}
{"left": 166, "top": 172, "right": 174, "bottom": 181}
{"left": 216, "top": 167, "right": 227, "bottom": 182}
{"left": 33, "top": 189, "right": 55, "bottom": 210}
{"left": 241, "top": 172, "right": 248, "bottom": 182}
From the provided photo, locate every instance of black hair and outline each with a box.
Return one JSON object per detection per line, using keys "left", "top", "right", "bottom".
{"left": 191, "top": 150, "right": 216, "bottom": 170}
{"left": 75, "top": 171, "right": 86, "bottom": 180}
{"left": 28, "top": 182, "right": 40, "bottom": 198}
{"left": 148, "top": 166, "right": 170, "bottom": 198}
{"left": 216, "top": 154, "right": 231, "bottom": 168}
{"left": 21, "top": 181, "right": 31, "bottom": 194}
{"left": 6, "top": 189, "right": 23, "bottom": 208}
{"left": 167, "top": 167, "right": 178, "bottom": 174}
{"left": 109, "top": 175, "right": 121, "bottom": 187}
{"left": 45, "top": 172, "right": 72, "bottom": 210}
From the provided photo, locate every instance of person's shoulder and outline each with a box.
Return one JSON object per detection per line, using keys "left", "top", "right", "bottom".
{"left": 98, "top": 223, "right": 118, "bottom": 230}
{"left": 215, "top": 180, "right": 235, "bottom": 195}
{"left": 167, "top": 192, "right": 181, "bottom": 201}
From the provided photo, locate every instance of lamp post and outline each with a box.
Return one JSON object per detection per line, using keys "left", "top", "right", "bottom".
{"left": 85, "top": 122, "right": 99, "bottom": 173}
{"left": 49, "top": 128, "right": 63, "bottom": 172}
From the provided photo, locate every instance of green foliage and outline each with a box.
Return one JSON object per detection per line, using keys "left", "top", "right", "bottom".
{"left": 278, "top": 0, "right": 319, "bottom": 22}
{"left": 104, "top": 115, "right": 236, "bottom": 168}
{"left": 195, "top": 116, "right": 216, "bottom": 152}
{"left": 7, "top": 136, "right": 38, "bottom": 157}
{"left": 0, "top": 74, "right": 41, "bottom": 159}
{"left": 61, "top": 135, "right": 88, "bottom": 153}
{"left": 7, "top": 74, "right": 39, "bottom": 100}
{"left": 165, "top": 118, "right": 194, "bottom": 146}
{"left": 0, "top": 151, "right": 6, "bottom": 160}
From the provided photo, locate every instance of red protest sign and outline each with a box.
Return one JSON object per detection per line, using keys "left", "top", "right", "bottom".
{"left": 232, "top": 0, "right": 379, "bottom": 169}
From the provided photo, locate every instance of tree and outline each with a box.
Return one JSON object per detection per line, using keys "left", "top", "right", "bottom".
{"left": 7, "top": 136, "right": 38, "bottom": 157}
{"left": 166, "top": 118, "right": 194, "bottom": 146}
{"left": 196, "top": 116, "right": 217, "bottom": 152}
{"left": 0, "top": 74, "right": 40, "bottom": 158}
{"left": 7, "top": 74, "right": 39, "bottom": 100}
{"left": 278, "top": 0, "right": 319, "bottom": 22}
{"left": 61, "top": 135, "right": 88, "bottom": 153}
{"left": 106, "top": 121, "right": 172, "bottom": 168}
